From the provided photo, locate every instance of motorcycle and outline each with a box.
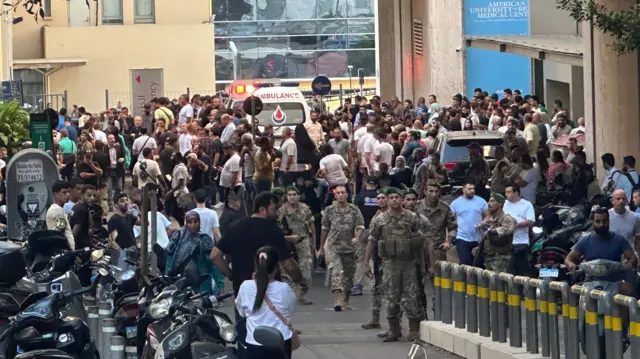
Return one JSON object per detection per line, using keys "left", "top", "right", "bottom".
{"left": 575, "top": 259, "right": 631, "bottom": 358}
{"left": 141, "top": 267, "right": 234, "bottom": 359}
{"left": 0, "top": 269, "right": 106, "bottom": 359}
{"left": 252, "top": 326, "right": 291, "bottom": 359}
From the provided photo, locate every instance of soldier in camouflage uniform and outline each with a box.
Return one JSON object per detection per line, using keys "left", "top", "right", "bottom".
{"left": 361, "top": 189, "right": 388, "bottom": 330}
{"left": 278, "top": 187, "right": 316, "bottom": 304}
{"left": 414, "top": 180, "right": 457, "bottom": 278}
{"left": 476, "top": 193, "right": 515, "bottom": 272}
{"left": 366, "top": 187, "right": 426, "bottom": 342}
{"left": 319, "top": 184, "right": 365, "bottom": 311}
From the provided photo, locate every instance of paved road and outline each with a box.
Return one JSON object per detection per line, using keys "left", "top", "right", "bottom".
{"left": 214, "top": 272, "right": 459, "bottom": 359}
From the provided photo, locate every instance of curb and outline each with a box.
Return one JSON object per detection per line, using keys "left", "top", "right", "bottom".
{"left": 420, "top": 321, "right": 558, "bottom": 359}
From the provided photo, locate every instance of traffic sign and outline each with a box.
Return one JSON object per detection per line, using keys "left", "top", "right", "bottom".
{"left": 312, "top": 76, "right": 332, "bottom": 96}
{"left": 243, "top": 96, "right": 263, "bottom": 117}
{"left": 358, "top": 68, "right": 365, "bottom": 86}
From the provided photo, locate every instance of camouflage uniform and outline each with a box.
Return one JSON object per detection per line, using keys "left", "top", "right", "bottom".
{"left": 480, "top": 212, "right": 516, "bottom": 273}
{"left": 369, "top": 209, "right": 425, "bottom": 341}
{"left": 322, "top": 203, "right": 365, "bottom": 309}
{"left": 362, "top": 209, "right": 386, "bottom": 330}
{"left": 278, "top": 202, "right": 315, "bottom": 303}
{"left": 414, "top": 199, "right": 458, "bottom": 277}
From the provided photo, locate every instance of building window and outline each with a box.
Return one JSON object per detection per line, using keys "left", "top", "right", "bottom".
{"left": 13, "top": 69, "right": 44, "bottom": 108}
{"left": 134, "top": 0, "right": 155, "bottom": 24}
{"left": 43, "top": 0, "right": 51, "bottom": 17}
{"left": 102, "top": 0, "right": 123, "bottom": 24}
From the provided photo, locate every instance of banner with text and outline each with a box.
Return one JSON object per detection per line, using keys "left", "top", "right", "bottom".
{"left": 464, "top": 0, "right": 531, "bottom": 98}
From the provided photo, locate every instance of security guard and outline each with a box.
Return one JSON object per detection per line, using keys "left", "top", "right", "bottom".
{"left": 475, "top": 193, "right": 516, "bottom": 272}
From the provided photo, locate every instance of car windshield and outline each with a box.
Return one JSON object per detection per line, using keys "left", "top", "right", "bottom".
{"left": 441, "top": 142, "right": 499, "bottom": 162}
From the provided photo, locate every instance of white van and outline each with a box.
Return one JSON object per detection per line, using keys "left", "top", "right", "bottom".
{"left": 238, "top": 86, "right": 310, "bottom": 141}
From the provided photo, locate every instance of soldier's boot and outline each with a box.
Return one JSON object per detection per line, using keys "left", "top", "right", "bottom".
{"left": 406, "top": 319, "right": 422, "bottom": 342}
{"left": 343, "top": 291, "right": 351, "bottom": 309}
{"left": 298, "top": 289, "right": 313, "bottom": 305}
{"left": 333, "top": 291, "right": 344, "bottom": 311}
{"left": 361, "top": 309, "right": 381, "bottom": 329}
{"left": 382, "top": 318, "right": 402, "bottom": 342}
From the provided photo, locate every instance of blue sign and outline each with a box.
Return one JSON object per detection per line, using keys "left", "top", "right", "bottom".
{"left": 311, "top": 76, "right": 332, "bottom": 96}
{"left": 464, "top": 0, "right": 531, "bottom": 98}
{"left": 1, "top": 80, "right": 24, "bottom": 105}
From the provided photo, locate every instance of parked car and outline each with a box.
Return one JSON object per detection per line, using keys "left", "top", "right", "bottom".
{"left": 431, "top": 130, "right": 507, "bottom": 189}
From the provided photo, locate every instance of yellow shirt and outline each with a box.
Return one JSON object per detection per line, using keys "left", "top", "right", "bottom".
{"left": 154, "top": 107, "right": 174, "bottom": 129}
{"left": 304, "top": 122, "right": 324, "bottom": 145}
{"left": 523, "top": 122, "right": 540, "bottom": 157}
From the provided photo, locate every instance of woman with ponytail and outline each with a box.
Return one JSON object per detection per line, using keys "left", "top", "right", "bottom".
{"left": 235, "top": 246, "right": 297, "bottom": 358}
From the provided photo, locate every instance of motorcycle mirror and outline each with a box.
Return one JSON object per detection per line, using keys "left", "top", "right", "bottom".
{"left": 91, "top": 249, "right": 105, "bottom": 262}
{"left": 254, "top": 326, "right": 285, "bottom": 349}
{"left": 532, "top": 227, "right": 543, "bottom": 235}
{"left": 97, "top": 268, "right": 109, "bottom": 276}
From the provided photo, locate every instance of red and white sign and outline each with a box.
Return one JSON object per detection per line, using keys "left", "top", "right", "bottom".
{"left": 271, "top": 105, "right": 287, "bottom": 125}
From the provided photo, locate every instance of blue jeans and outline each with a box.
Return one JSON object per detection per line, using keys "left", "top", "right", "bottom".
{"left": 455, "top": 240, "right": 478, "bottom": 266}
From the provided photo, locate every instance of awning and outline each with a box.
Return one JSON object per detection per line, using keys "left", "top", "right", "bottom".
{"left": 464, "top": 35, "right": 583, "bottom": 67}
{"left": 12, "top": 58, "right": 88, "bottom": 75}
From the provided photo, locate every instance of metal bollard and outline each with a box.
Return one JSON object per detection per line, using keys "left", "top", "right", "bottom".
{"left": 101, "top": 318, "right": 117, "bottom": 359}
{"left": 629, "top": 298, "right": 640, "bottom": 359}
{"left": 440, "top": 261, "right": 453, "bottom": 325}
{"left": 611, "top": 295, "right": 628, "bottom": 359}
{"left": 87, "top": 305, "right": 99, "bottom": 341}
{"left": 566, "top": 287, "right": 580, "bottom": 359}
{"left": 477, "top": 268, "right": 490, "bottom": 337}
{"left": 537, "top": 279, "right": 551, "bottom": 357}
{"left": 506, "top": 274, "right": 522, "bottom": 348}
{"left": 125, "top": 346, "right": 138, "bottom": 359}
{"left": 601, "top": 293, "right": 614, "bottom": 359}
{"left": 520, "top": 277, "right": 538, "bottom": 354}
{"left": 584, "top": 288, "right": 601, "bottom": 359}
{"left": 110, "top": 335, "right": 126, "bottom": 359}
{"left": 465, "top": 266, "right": 478, "bottom": 333}
{"left": 452, "top": 264, "right": 466, "bottom": 329}
{"left": 97, "top": 302, "right": 111, "bottom": 357}
{"left": 556, "top": 281, "right": 575, "bottom": 359}
{"left": 488, "top": 271, "right": 499, "bottom": 341}
{"left": 433, "top": 261, "right": 442, "bottom": 321}
{"left": 496, "top": 273, "right": 508, "bottom": 343}
{"left": 547, "top": 283, "right": 561, "bottom": 359}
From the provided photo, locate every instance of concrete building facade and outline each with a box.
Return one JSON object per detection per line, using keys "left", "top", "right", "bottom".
{"left": 11, "top": 0, "right": 215, "bottom": 112}
{"left": 379, "top": 0, "right": 638, "bottom": 167}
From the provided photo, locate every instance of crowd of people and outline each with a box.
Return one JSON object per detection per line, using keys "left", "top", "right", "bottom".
{"left": 29, "top": 87, "right": 640, "bottom": 358}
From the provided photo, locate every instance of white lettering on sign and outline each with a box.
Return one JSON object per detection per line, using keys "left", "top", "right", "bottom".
{"left": 258, "top": 92, "right": 300, "bottom": 100}
{"left": 16, "top": 159, "right": 44, "bottom": 183}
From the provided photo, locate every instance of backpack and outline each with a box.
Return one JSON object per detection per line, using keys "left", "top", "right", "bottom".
{"left": 624, "top": 171, "right": 640, "bottom": 191}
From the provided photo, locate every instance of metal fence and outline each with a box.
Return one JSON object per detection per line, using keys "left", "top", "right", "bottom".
{"left": 104, "top": 88, "right": 218, "bottom": 110}
{"left": 22, "top": 92, "right": 68, "bottom": 113}
{"left": 433, "top": 261, "right": 640, "bottom": 359}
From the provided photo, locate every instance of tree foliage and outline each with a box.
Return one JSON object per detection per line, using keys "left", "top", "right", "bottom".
{"left": 557, "top": 0, "right": 640, "bottom": 55}
{"left": 0, "top": 101, "right": 29, "bottom": 149}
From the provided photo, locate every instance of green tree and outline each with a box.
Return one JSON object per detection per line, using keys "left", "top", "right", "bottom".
{"left": 0, "top": 101, "right": 30, "bottom": 150}
{"left": 557, "top": 0, "right": 640, "bottom": 55}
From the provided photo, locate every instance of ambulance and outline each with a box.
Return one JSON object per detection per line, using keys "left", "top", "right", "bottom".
{"left": 224, "top": 80, "right": 312, "bottom": 140}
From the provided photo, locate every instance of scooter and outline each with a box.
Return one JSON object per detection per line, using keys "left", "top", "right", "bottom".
{"left": 575, "top": 259, "right": 631, "bottom": 358}
{"left": 252, "top": 326, "right": 291, "bottom": 359}
{"left": 0, "top": 269, "right": 106, "bottom": 359}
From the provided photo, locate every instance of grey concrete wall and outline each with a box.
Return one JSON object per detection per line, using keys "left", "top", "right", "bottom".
{"left": 530, "top": 0, "right": 579, "bottom": 35}
{"left": 377, "top": 0, "right": 398, "bottom": 100}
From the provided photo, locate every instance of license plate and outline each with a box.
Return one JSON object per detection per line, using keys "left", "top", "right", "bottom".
{"left": 539, "top": 268, "right": 559, "bottom": 278}
{"left": 126, "top": 326, "right": 137, "bottom": 338}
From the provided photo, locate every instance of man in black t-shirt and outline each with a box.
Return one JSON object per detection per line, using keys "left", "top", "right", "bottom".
{"left": 107, "top": 193, "right": 138, "bottom": 249}
{"left": 159, "top": 137, "right": 177, "bottom": 177}
{"left": 70, "top": 185, "right": 97, "bottom": 286}
{"left": 186, "top": 141, "right": 212, "bottom": 192}
{"left": 77, "top": 151, "right": 103, "bottom": 188}
{"left": 355, "top": 176, "right": 380, "bottom": 228}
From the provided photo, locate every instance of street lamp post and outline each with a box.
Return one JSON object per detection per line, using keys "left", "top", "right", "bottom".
{"left": 348, "top": 65, "right": 353, "bottom": 93}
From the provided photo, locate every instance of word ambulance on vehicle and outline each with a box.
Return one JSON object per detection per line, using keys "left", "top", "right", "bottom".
{"left": 224, "top": 80, "right": 312, "bottom": 140}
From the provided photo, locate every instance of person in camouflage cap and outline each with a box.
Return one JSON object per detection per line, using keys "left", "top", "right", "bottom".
{"left": 361, "top": 188, "right": 389, "bottom": 332}
{"left": 475, "top": 193, "right": 516, "bottom": 272}
{"left": 319, "top": 184, "right": 365, "bottom": 311}
{"left": 278, "top": 186, "right": 316, "bottom": 305}
{"left": 365, "top": 187, "right": 426, "bottom": 342}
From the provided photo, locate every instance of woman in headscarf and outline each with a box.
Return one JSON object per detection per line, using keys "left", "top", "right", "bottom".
{"left": 390, "top": 155, "right": 413, "bottom": 188}
{"left": 294, "top": 124, "right": 319, "bottom": 172}
{"left": 165, "top": 211, "right": 218, "bottom": 294}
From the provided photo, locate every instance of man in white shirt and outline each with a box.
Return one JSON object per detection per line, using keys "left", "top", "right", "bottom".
{"left": 192, "top": 188, "right": 222, "bottom": 243}
{"left": 132, "top": 127, "right": 157, "bottom": 161}
{"left": 516, "top": 155, "right": 539, "bottom": 204}
{"left": 220, "top": 114, "right": 236, "bottom": 144}
{"left": 503, "top": 183, "right": 535, "bottom": 276}
{"left": 46, "top": 180, "right": 75, "bottom": 250}
{"left": 602, "top": 153, "right": 633, "bottom": 200}
{"left": 179, "top": 124, "right": 196, "bottom": 155}
{"left": 374, "top": 129, "right": 394, "bottom": 172}
{"left": 609, "top": 189, "right": 640, "bottom": 258}
{"left": 92, "top": 122, "right": 107, "bottom": 143}
{"left": 318, "top": 144, "right": 349, "bottom": 188}
{"left": 220, "top": 143, "right": 242, "bottom": 204}
{"left": 132, "top": 148, "right": 165, "bottom": 190}
{"left": 570, "top": 117, "right": 586, "bottom": 134}
{"left": 358, "top": 124, "right": 376, "bottom": 175}
{"left": 623, "top": 156, "right": 640, "bottom": 186}
{"left": 280, "top": 127, "right": 297, "bottom": 186}
{"left": 178, "top": 94, "right": 194, "bottom": 125}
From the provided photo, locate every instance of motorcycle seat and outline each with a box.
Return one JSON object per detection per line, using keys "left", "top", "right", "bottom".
{"left": 114, "top": 293, "right": 139, "bottom": 309}
{"left": 15, "top": 348, "right": 74, "bottom": 359}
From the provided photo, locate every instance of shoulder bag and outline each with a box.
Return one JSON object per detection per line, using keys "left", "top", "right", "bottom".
{"left": 263, "top": 295, "right": 300, "bottom": 351}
